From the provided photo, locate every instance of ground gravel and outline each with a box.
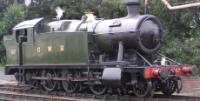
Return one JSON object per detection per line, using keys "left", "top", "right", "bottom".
{"left": 0, "top": 67, "right": 16, "bottom": 85}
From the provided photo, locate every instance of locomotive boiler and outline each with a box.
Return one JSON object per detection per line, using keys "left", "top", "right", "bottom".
{"left": 3, "top": 0, "right": 197, "bottom": 97}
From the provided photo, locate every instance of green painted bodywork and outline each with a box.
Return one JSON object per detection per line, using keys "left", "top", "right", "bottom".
{"left": 4, "top": 35, "right": 18, "bottom": 65}
{"left": 4, "top": 31, "right": 89, "bottom": 65}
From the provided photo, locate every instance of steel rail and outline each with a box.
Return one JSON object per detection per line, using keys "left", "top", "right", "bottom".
{"left": 0, "top": 90, "right": 76, "bottom": 101}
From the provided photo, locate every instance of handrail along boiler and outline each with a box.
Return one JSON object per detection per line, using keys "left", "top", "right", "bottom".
{"left": 3, "top": 0, "right": 198, "bottom": 97}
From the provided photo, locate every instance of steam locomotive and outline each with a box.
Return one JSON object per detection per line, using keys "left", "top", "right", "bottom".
{"left": 3, "top": 0, "right": 197, "bottom": 97}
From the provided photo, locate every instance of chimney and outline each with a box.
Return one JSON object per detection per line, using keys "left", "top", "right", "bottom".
{"left": 122, "top": 0, "right": 140, "bottom": 17}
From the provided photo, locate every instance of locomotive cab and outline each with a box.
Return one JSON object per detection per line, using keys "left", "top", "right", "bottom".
{"left": 13, "top": 18, "right": 44, "bottom": 43}
{"left": 4, "top": 18, "right": 44, "bottom": 73}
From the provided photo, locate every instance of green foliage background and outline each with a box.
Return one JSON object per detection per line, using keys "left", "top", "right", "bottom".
{"left": 0, "top": 0, "right": 200, "bottom": 68}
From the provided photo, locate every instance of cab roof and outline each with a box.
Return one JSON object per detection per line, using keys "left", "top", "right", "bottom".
{"left": 13, "top": 18, "right": 44, "bottom": 30}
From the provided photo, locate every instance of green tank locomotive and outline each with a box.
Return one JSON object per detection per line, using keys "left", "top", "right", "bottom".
{"left": 4, "top": 0, "right": 197, "bottom": 97}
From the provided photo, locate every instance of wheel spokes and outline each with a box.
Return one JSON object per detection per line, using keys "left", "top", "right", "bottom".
{"left": 161, "top": 78, "right": 177, "bottom": 96}
{"left": 89, "top": 81, "right": 107, "bottom": 95}
{"left": 133, "top": 79, "right": 151, "bottom": 97}
{"left": 62, "top": 70, "right": 78, "bottom": 93}
{"left": 42, "top": 70, "right": 57, "bottom": 92}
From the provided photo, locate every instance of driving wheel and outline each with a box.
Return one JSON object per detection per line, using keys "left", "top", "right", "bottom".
{"left": 62, "top": 70, "right": 78, "bottom": 93}
{"left": 42, "top": 70, "right": 57, "bottom": 92}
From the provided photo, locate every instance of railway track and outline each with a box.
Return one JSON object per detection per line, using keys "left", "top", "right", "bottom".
{"left": 0, "top": 84, "right": 200, "bottom": 101}
{"left": 0, "top": 91, "right": 77, "bottom": 101}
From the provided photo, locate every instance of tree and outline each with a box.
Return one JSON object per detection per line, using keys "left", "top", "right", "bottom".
{"left": 98, "top": 0, "right": 126, "bottom": 18}
{"left": 146, "top": 0, "right": 200, "bottom": 68}
{"left": 1, "top": 3, "right": 25, "bottom": 36}
{"left": 0, "top": 0, "right": 16, "bottom": 18}
{"left": 144, "top": 0, "right": 196, "bottom": 37}
{"left": 24, "top": 0, "right": 102, "bottom": 19}
{"left": 25, "top": 0, "right": 54, "bottom": 19}
{"left": 50, "top": 0, "right": 101, "bottom": 19}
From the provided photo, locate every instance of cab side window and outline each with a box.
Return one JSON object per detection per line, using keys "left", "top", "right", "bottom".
{"left": 15, "top": 29, "right": 28, "bottom": 43}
